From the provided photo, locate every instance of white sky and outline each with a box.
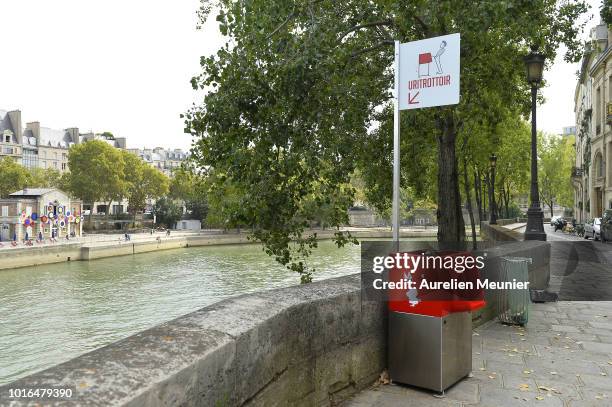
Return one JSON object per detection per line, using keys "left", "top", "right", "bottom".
{"left": 0, "top": 0, "right": 603, "bottom": 149}
{"left": 540, "top": 0, "right": 601, "bottom": 134}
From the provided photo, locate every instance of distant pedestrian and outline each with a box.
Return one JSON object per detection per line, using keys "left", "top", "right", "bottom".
{"left": 166, "top": 230, "right": 170, "bottom": 237}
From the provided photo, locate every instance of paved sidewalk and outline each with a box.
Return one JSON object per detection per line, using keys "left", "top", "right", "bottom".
{"left": 344, "top": 301, "right": 612, "bottom": 406}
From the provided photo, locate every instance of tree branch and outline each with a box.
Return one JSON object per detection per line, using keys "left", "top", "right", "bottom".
{"left": 413, "top": 15, "right": 429, "bottom": 36}
{"left": 266, "top": 8, "right": 298, "bottom": 40}
{"left": 338, "top": 20, "right": 393, "bottom": 42}
{"left": 350, "top": 40, "right": 394, "bottom": 59}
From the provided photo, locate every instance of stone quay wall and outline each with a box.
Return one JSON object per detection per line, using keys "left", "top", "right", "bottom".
{"left": 0, "top": 229, "right": 436, "bottom": 271}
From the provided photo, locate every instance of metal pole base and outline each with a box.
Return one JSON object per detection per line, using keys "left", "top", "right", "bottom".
{"left": 524, "top": 206, "right": 547, "bottom": 241}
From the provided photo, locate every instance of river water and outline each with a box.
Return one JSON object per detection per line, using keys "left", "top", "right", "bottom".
{"left": 0, "top": 241, "right": 363, "bottom": 385}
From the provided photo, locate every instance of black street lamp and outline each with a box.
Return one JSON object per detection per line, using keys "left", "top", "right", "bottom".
{"left": 489, "top": 153, "right": 497, "bottom": 225}
{"left": 524, "top": 46, "right": 547, "bottom": 241}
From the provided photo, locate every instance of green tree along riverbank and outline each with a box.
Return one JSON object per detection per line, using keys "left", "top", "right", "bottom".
{"left": 184, "top": 0, "right": 588, "bottom": 281}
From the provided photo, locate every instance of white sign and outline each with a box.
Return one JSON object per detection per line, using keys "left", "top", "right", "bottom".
{"left": 398, "top": 33, "right": 460, "bottom": 110}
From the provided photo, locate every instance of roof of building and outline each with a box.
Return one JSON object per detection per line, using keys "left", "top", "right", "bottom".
{"left": 0, "top": 110, "right": 18, "bottom": 143}
{"left": 40, "top": 127, "right": 74, "bottom": 148}
{"left": 9, "top": 188, "right": 58, "bottom": 197}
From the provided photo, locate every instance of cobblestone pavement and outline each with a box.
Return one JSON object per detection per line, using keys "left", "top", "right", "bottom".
{"left": 344, "top": 301, "right": 612, "bottom": 406}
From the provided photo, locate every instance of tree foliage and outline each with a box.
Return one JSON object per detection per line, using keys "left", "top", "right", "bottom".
{"left": 121, "top": 150, "right": 169, "bottom": 217}
{"left": 170, "top": 166, "right": 209, "bottom": 222}
{"left": 64, "top": 140, "right": 126, "bottom": 215}
{"left": 0, "top": 158, "right": 65, "bottom": 198}
{"left": 0, "top": 157, "right": 31, "bottom": 198}
{"left": 153, "top": 197, "right": 183, "bottom": 228}
{"left": 539, "top": 133, "right": 575, "bottom": 216}
{"left": 602, "top": 0, "right": 612, "bottom": 26}
{"left": 186, "top": 0, "right": 588, "bottom": 280}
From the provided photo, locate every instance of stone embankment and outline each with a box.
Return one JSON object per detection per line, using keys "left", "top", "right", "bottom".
{"left": 0, "top": 228, "right": 437, "bottom": 271}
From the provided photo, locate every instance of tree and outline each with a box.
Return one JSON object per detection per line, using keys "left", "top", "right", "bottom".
{"left": 186, "top": 0, "right": 588, "bottom": 279}
{"left": 539, "top": 133, "right": 575, "bottom": 217}
{"left": 64, "top": 140, "right": 126, "bottom": 220}
{"left": 602, "top": 0, "right": 612, "bottom": 25}
{"left": 121, "top": 150, "right": 170, "bottom": 222}
{"left": 0, "top": 157, "right": 30, "bottom": 198}
{"left": 153, "top": 197, "right": 183, "bottom": 228}
{"left": 169, "top": 166, "right": 209, "bottom": 222}
{"left": 28, "top": 167, "right": 62, "bottom": 189}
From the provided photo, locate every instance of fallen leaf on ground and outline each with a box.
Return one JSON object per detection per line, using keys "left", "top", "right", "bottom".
{"left": 519, "top": 383, "right": 530, "bottom": 391}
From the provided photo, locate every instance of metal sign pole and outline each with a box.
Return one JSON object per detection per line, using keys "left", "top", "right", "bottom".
{"left": 392, "top": 40, "right": 401, "bottom": 246}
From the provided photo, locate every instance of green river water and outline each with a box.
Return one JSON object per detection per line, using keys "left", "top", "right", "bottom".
{"left": 0, "top": 241, "right": 364, "bottom": 385}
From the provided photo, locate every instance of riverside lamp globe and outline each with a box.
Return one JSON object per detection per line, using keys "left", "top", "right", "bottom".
{"left": 524, "top": 46, "right": 547, "bottom": 241}
{"left": 489, "top": 153, "right": 497, "bottom": 225}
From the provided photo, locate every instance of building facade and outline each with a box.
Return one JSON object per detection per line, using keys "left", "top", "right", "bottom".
{"left": 1, "top": 109, "right": 128, "bottom": 173}
{"left": 574, "top": 23, "right": 612, "bottom": 221}
{"left": 0, "top": 188, "right": 83, "bottom": 242}
{"left": 1, "top": 108, "right": 188, "bottom": 218}
{"left": 127, "top": 147, "right": 189, "bottom": 177}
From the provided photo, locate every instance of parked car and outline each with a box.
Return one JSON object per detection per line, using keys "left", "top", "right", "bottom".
{"left": 550, "top": 215, "right": 562, "bottom": 227}
{"left": 601, "top": 210, "right": 612, "bottom": 243}
{"left": 584, "top": 218, "right": 601, "bottom": 240}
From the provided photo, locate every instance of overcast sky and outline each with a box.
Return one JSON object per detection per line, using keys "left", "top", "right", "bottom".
{"left": 0, "top": 0, "right": 603, "bottom": 150}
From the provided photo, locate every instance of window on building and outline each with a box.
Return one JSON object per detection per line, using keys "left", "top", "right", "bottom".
{"left": 4, "top": 135, "right": 10, "bottom": 143}
{"left": 597, "top": 87, "right": 602, "bottom": 133}
{"left": 1, "top": 206, "right": 8, "bottom": 217}
{"left": 40, "top": 151, "right": 46, "bottom": 158}
{"left": 595, "top": 153, "right": 604, "bottom": 177}
{"left": 53, "top": 161, "right": 58, "bottom": 168}
{"left": 54, "top": 152, "right": 58, "bottom": 160}
{"left": 2, "top": 147, "right": 12, "bottom": 154}
{"left": 61, "top": 163, "right": 67, "bottom": 170}
{"left": 62, "top": 153, "right": 67, "bottom": 160}
{"left": 22, "top": 149, "right": 38, "bottom": 169}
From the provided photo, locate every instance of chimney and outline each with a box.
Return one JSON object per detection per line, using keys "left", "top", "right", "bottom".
{"left": 591, "top": 23, "right": 608, "bottom": 52}
{"left": 66, "top": 127, "right": 79, "bottom": 144}
{"left": 115, "top": 137, "right": 126, "bottom": 149}
{"left": 26, "top": 122, "right": 41, "bottom": 145}
{"left": 7, "top": 110, "right": 22, "bottom": 144}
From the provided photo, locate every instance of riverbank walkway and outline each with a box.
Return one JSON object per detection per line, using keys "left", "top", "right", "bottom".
{"left": 0, "top": 226, "right": 440, "bottom": 251}
{"left": 345, "top": 301, "right": 612, "bottom": 406}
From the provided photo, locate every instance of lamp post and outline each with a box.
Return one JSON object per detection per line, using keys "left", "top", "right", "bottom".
{"left": 524, "top": 46, "right": 547, "bottom": 241}
{"left": 489, "top": 153, "right": 497, "bottom": 225}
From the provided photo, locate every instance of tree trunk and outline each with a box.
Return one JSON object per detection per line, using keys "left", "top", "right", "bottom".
{"left": 550, "top": 199, "right": 554, "bottom": 218}
{"left": 503, "top": 183, "right": 511, "bottom": 218}
{"left": 483, "top": 173, "right": 490, "bottom": 221}
{"left": 462, "top": 158, "right": 477, "bottom": 250}
{"left": 436, "top": 113, "right": 465, "bottom": 244}
{"left": 106, "top": 200, "right": 112, "bottom": 222}
{"left": 474, "top": 170, "right": 483, "bottom": 223}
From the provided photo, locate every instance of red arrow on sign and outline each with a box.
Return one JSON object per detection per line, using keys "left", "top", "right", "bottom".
{"left": 408, "top": 91, "right": 420, "bottom": 105}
